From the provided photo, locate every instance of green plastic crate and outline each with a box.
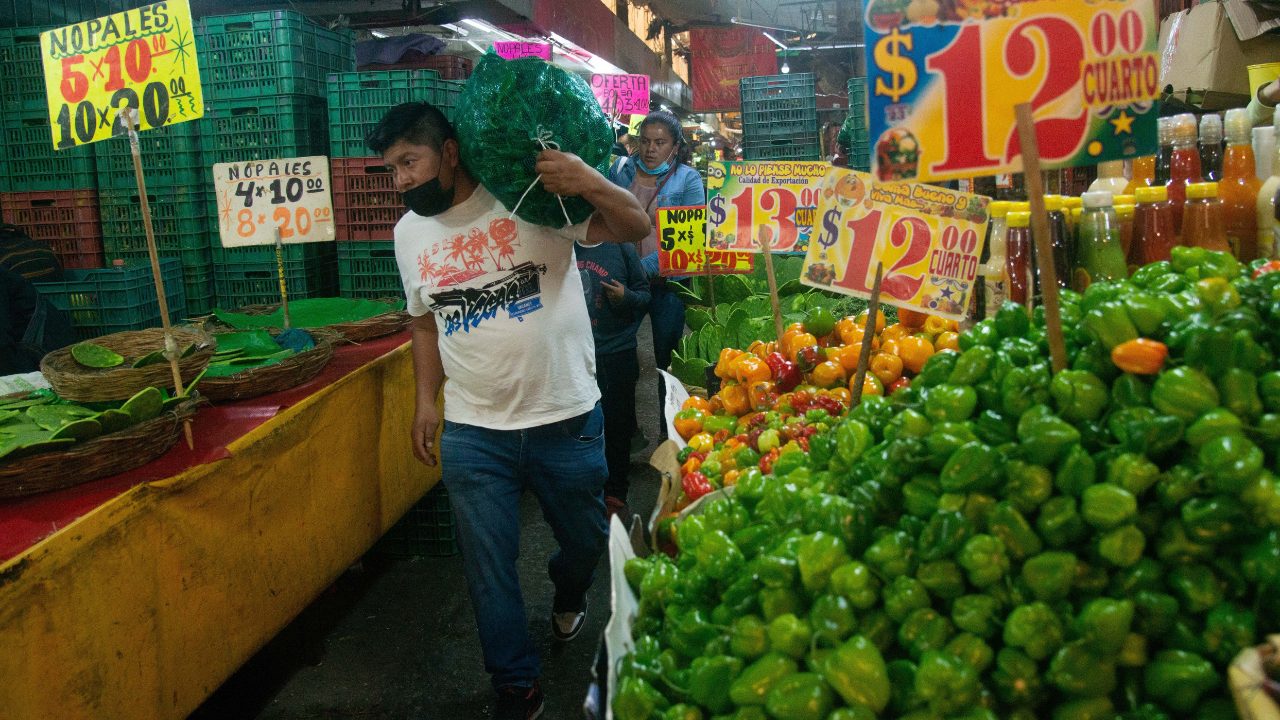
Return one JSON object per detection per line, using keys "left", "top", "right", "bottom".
{"left": 373, "top": 484, "right": 457, "bottom": 557}
{"left": 337, "top": 241, "right": 403, "bottom": 299}
{"left": 0, "top": 27, "right": 49, "bottom": 114}
{"left": 211, "top": 241, "right": 336, "bottom": 266}
{"left": 740, "top": 74, "right": 817, "bottom": 141}
{"left": 326, "top": 70, "right": 455, "bottom": 157}
{"left": 33, "top": 258, "right": 186, "bottom": 340}
{"left": 213, "top": 254, "right": 338, "bottom": 309}
{"left": 196, "top": 10, "right": 355, "bottom": 100}
{"left": 199, "top": 94, "right": 330, "bottom": 168}
{"left": 106, "top": 247, "right": 217, "bottom": 320}
{"left": 94, "top": 121, "right": 206, "bottom": 190}
{"left": 99, "top": 186, "right": 212, "bottom": 261}
{"left": 0, "top": 111, "right": 97, "bottom": 191}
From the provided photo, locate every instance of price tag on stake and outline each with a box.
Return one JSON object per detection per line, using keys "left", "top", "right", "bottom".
{"left": 40, "top": 0, "right": 203, "bottom": 148}
{"left": 656, "top": 205, "right": 755, "bottom": 277}
{"left": 706, "top": 161, "right": 829, "bottom": 254}
{"left": 212, "top": 157, "right": 335, "bottom": 248}
{"left": 863, "top": 0, "right": 1159, "bottom": 182}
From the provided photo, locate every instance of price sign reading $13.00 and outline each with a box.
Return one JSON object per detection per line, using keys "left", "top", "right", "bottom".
{"left": 212, "top": 157, "right": 335, "bottom": 248}
{"left": 705, "top": 161, "right": 829, "bottom": 254}
{"left": 40, "top": 0, "right": 203, "bottom": 148}
{"left": 656, "top": 206, "right": 754, "bottom": 277}
{"left": 863, "top": 0, "right": 1158, "bottom": 182}
{"left": 800, "top": 168, "right": 991, "bottom": 321}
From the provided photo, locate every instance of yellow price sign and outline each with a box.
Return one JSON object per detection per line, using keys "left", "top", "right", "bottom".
{"left": 40, "top": 0, "right": 202, "bottom": 149}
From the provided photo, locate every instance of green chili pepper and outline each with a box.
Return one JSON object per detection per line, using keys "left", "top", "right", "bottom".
{"left": 917, "top": 559, "right": 967, "bottom": 600}
{"left": 1109, "top": 407, "right": 1185, "bottom": 458}
{"left": 863, "top": 530, "right": 917, "bottom": 580}
{"left": 1004, "top": 602, "right": 1065, "bottom": 660}
{"left": 992, "top": 647, "right": 1046, "bottom": 707}
{"left": 688, "top": 655, "right": 744, "bottom": 714}
{"left": 1017, "top": 405, "right": 1082, "bottom": 465}
{"left": 728, "top": 653, "right": 799, "bottom": 706}
{"left": 952, "top": 594, "right": 1001, "bottom": 639}
{"left": 1047, "top": 640, "right": 1117, "bottom": 697}
{"left": 1201, "top": 601, "right": 1256, "bottom": 665}
{"left": 988, "top": 501, "right": 1044, "bottom": 560}
{"left": 1111, "top": 557, "right": 1165, "bottom": 597}
{"left": 927, "top": 421, "right": 978, "bottom": 469}
{"left": 730, "top": 615, "right": 770, "bottom": 660}
{"left": 641, "top": 561, "right": 680, "bottom": 607}
{"left": 1082, "top": 483, "right": 1137, "bottom": 529}
{"left": 818, "top": 634, "right": 890, "bottom": 712}
{"left": 1055, "top": 444, "right": 1097, "bottom": 496}
{"left": 1099, "top": 524, "right": 1146, "bottom": 567}
{"left": 1198, "top": 434, "right": 1265, "bottom": 493}
{"left": 613, "top": 676, "right": 671, "bottom": 720}
{"left": 1155, "top": 465, "right": 1203, "bottom": 512}
{"left": 903, "top": 476, "right": 942, "bottom": 518}
{"left": 898, "top": 607, "right": 955, "bottom": 659}
{"left": 1152, "top": 366, "right": 1220, "bottom": 422}
{"left": 828, "top": 561, "right": 881, "bottom": 610}
{"left": 1143, "top": 650, "right": 1220, "bottom": 713}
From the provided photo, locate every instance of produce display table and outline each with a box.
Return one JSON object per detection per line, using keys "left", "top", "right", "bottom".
{"left": 0, "top": 331, "right": 441, "bottom": 720}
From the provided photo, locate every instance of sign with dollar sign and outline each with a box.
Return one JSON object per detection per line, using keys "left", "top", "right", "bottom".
{"left": 799, "top": 167, "right": 992, "bottom": 321}
{"left": 863, "top": 0, "right": 1158, "bottom": 183}
{"left": 705, "top": 160, "right": 829, "bottom": 254}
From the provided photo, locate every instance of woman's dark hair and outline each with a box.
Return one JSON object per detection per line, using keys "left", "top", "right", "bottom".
{"left": 637, "top": 111, "right": 693, "bottom": 166}
{"left": 366, "top": 102, "right": 455, "bottom": 155}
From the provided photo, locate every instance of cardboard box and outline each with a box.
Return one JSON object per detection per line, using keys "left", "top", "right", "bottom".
{"left": 1159, "top": 0, "right": 1280, "bottom": 103}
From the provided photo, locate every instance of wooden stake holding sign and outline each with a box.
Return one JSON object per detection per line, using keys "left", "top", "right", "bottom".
{"left": 124, "top": 109, "right": 194, "bottom": 450}
{"left": 757, "top": 228, "right": 785, "bottom": 343}
{"left": 1014, "top": 103, "right": 1068, "bottom": 374}
{"left": 274, "top": 229, "right": 292, "bottom": 331}
{"left": 850, "top": 263, "right": 885, "bottom": 408}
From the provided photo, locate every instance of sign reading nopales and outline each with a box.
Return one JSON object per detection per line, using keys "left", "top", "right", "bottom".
{"left": 706, "top": 161, "right": 830, "bottom": 254}
{"left": 40, "top": 0, "right": 203, "bottom": 148}
{"left": 800, "top": 167, "right": 992, "bottom": 321}
{"left": 863, "top": 0, "right": 1158, "bottom": 182}
{"left": 656, "top": 205, "right": 754, "bottom": 277}
{"left": 212, "top": 157, "right": 335, "bottom": 247}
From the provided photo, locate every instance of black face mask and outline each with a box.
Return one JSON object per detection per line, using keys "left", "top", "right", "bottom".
{"left": 402, "top": 176, "right": 455, "bottom": 217}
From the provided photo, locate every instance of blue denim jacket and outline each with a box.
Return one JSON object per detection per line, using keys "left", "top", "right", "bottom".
{"left": 608, "top": 156, "right": 706, "bottom": 277}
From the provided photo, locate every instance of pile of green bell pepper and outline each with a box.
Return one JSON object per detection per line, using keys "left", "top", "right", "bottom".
{"left": 614, "top": 251, "right": 1280, "bottom": 720}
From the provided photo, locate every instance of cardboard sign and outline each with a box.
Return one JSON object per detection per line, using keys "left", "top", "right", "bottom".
{"left": 590, "top": 73, "right": 650, "bottom": 114}
{"left": 656, "top": 205, "right": 754, "bottom": 277}
{"left": 706, "top": 161, "right": 830, "bottom": 254}
{"left": 212, "top": 157, "right": 335, "bottom": 248}
{"left": 40, "top": 0, "right": 203, "bottom": 148}
{"left": 864, "top": 0, "right": 1158, "bottom": 182}
{"left": 800, "top": 168, "right": 991, "bottom": 321}
{"left": 493, "top": 41, "right": 551, "bottom": 61}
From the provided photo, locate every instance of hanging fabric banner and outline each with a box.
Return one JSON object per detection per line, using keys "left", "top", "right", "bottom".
{"left": 689, "top": 27, "right": 779, "bottom": 112}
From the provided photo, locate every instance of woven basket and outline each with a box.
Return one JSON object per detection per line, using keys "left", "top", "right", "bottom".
{"left": 199, "top": 328, "right": 341, "bottom": 403}
{"left": 207, "top": 298, "right": 411, "bottom": 344}
{"left": 40, "top": 327, "right": 215, "bottom": 403}
{"left": 0, "top": 397, "right": 199, "bottom": 499}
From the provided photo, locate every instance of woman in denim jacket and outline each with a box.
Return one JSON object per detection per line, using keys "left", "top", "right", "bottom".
{"left": 608, "top": 111, "right": 706, "bottom": 375}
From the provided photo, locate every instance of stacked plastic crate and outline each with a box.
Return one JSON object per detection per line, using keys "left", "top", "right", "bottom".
{"left": 326, "top": 69, "right": 464, "bottom": 300}
{"left": 739, "top": 73, "right": 821, "bottom": 162}
{"left": 0, "top": 27, "right": 105, "bottom": 271}
{"left": 847, "top": 77, "right": 871, "bottom": 172}
{"left": 196, "top": 10, "right": 355, "bottom": 309}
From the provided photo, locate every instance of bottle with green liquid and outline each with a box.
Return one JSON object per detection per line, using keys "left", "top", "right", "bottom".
{"left": 1075, "top": 190, "right": 1129, "bottom": 289}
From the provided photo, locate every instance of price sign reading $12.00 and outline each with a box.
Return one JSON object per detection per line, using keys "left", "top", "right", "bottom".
{"left": 800, "top": 168, "right": 991, "bottom": 321}
{"left": 863, "top": 0, "right": 1158, "bottom": 182}
{"left": 656, "top": 206, "right": 754, "bottom": 277}
{"left": 40, "top": 0, "right": 203, "bottom": 148}
{"left": 212, "top": 157, "right": 335, "bottom": 248}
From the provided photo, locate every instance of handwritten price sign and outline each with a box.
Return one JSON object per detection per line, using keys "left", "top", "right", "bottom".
{"left": 864, "top": 0, "right": 1158, "bottom": 182}
{"left": 212, "top": 156, "right": 335, "bottom": 248}
{"left": 800, "top": 168, "right": 991, "bottom": 321}
{"left": 39, "top": 0, "right": 202, "bottom": 148}
{"left": 590, "top": 74, "right": 650, "bottom": 115}
{"left": 657, "top": 205, "right": 755, "bottom": 277}
{"left": 706, "top": 161, "right": 829, "bottom": 254}
{"left": 493, "top": 42, "right": 551, "bottom": 61}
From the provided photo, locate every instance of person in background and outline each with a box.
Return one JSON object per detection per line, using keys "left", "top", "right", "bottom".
{"left": 608, "top": 111, "right": 705, "bottom": 431}
{"left": 0, "top": 265, "right": 76, "bottom": 374}
{"left": 575, "top": 238, "right": 650, "bottom": 520}
{"left": 0, "top": 224, "right": 63, "bottom": 281}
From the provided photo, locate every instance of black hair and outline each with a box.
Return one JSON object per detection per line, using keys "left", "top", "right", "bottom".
{"left": 637, "top": 111, "right": 693, "bottom": 166}
{"left": 366, "top": 102, "right": 456, "bottom": 155}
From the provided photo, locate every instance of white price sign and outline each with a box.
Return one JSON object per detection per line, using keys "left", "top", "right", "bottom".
{"left": 212, "top": 156, "right": 335, "bottom": 247}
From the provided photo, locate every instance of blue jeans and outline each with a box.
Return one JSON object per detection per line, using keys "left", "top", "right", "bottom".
{"left": 439, "top": 404, "right": 609, "bottom": 688}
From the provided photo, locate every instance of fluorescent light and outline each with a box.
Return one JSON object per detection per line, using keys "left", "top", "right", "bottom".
{"left": 439, "top": 22, "right": 467, "bottom": 36}
{"left": 467, "top": 40, "right": 485, "bottom": 53}
{"left": 762, "top": 32, "right": 787, "bottom": 50}
{"left": 461, "top": 18, "right": 492, "bottom": 31}
{"left": 371, "top": 30, "right": 388, "bottom": 38}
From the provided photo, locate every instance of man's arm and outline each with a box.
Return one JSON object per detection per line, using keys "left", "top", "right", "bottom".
{"left": 410, "top": 312, "right": 446, "bottom": 466}
{"left": 535, "top": 149, "right": 650, "bottom": 244}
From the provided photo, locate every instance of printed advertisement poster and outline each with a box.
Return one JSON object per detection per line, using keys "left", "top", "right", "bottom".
{"left": 705, "top": 161, "right": 830, "bottom": 254}
{"left": 689, "top": 27, "right": 779, "bottom": 112}
{"left": 863, "top": 0, "right": 1158, "bottom": 182}
{"left": 800, "top": 168, "right": 991, "bottom": 320}
{"left": 40, "top": 0, "right": 203, "bottom": 147}
{"left": 656, "top": 206, "right": 754, "bottom": 277}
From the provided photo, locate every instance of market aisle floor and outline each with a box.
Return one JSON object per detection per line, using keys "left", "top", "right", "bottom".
{"left": 189, "top": 320, "right": 667, "bottom": 720}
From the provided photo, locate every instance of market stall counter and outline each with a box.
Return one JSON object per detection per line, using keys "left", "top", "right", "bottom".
{"left": 0, "top": 331, "right": 441, "bottom": 720}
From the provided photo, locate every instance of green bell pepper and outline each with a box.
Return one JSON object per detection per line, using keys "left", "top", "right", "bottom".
{"left": 1022, "top": 551, "right": 1079, "bottom": 601}
{"left": 925, "top": 383, "right": 978, "bottom": 422}
{"left": 995, "top": 300, "right": 1031, "bottom": 339}
{"left": 1047, "top": 640, "right": 1116, "bottom": 697}
{"left": 836, "top": 420, "right": 873, "bottom": 464}
{"left": 917, "top": 510, "right": 974, "bottom": 561}
{"left": 945, "top": 632, "right": 995, "bottom": 673}
{"left": 730, "top": 615, "right": 770, "bottom": 660}
{"left": 1051, "top": 370, "right": 1110, "bottom": 423}
{"left": 796, "top": 532, "right": 851, "bottom": 593}
{"left": 863, "top": 530, "right": 917, "bottom": 579}
{"left": 1075, "top": 597, "right": 1134, "bottom": 654}
{"left": 696, "top": 530, "right": 745, "bottom": 581}
{"left": 667, "top": 607, "right": 720, "bottom": 658}
{"left": 689, "top": 655, "right": 744, "bottom": 715}
{"left": 1219, "top": 368, "right": 1264, "bottom": 421}
{"left": 1004, "top": 460, "right": 1054, "bottom": 513}
{"left": 903, "top": 476, "right": 942, "bottom": 518}
{"left": 1152, "top": 366, "right": 1220, "bottom": 422}
{"left": 614, "top": 677, "right": 671, "bottom": 720}
{"left": 1185, "top": 325, "right": 1235, "bottom": 379}
{"left": 1002, "top": 364, "right": 1053, "bottom": 418}
{"left": 988, "top": 501, "right": 1044, "bottom": 560}
{"left": 898, "top": 607, "right": 955, "bottom": 659}
{"left": 661, "top": 704, "right": 703, "bottom": 720}
{"left": 915, "top": 649, "right": 980, "bottom": 716}
{"left": 883, "top": 575, "right": 931, "bottom": 622}
{"left": 1202, "top": 601, "right": 1256, "bottom": 665}
{"left": 1185, "top": 408, "right": 1245, "bottom": 446}
{"left": 859, "top": 610, "right": 897, "bottom": 653}
{"left": 1182, "top": 495, "right": 1245, "bottom": 542}
{"left": 1106, "top": 452, "right": 1160, "bottom": 495}
{"left": 1143, "top": 650, "right": 1220, "bottom": 713}
{"left": 1242, "top": 473, "right": 1280, "bottom": 529}
{"left": 950, "top": 346, "right": 994, "bottom": 385}
{"left": 940, "top": 442, "right": 1003, "bottom": 493}
{"left": 1109, "top": 407, "right": 1185, "bottom": 458}
{"left": 975, "top": 409, "right": 1016, "bottom": 446}
{"left": 917, "top": 559, "right": 967, "bottom": 600}
{"left": 1168, "top": 563, "right": 1224, "bottom": 614}
{"left": 767, "top": 614, "right": 813, "bottom": 660}
{"left": 1198, "top": 434, "right": 1265, "bottom": 493}
{"left": 1155, "top": 465, "right": 1203, "bottom": 511}
{"left": 809, "top": 594, "right": 856, "bottom": 646}
{"left": 1133, "top": 590, "right": 1179, "bottom": 636}
{"left": 1127, "top": 290, "right": 1173, "bottom": 335}
{"left": 1110, "top": 557, "right": 1165, "bottom": 596}
{"left": 992, "top": 647, "right": 1046, "bottom": 708}
{"left": 818, "top": 634, "right": 890, "bottom": 712}
{"left": 1038, "top": 496, "right": 1086, "bottom": 548}
{"left": 927, "top": 422, "right": 979, "bottom": 469}
{"left": 764, "top": 672, "right": 834, "bottom": 720}
{"left": 759, "top": 587, "right": 803, "bottom": 623}
{"left": 1082, "top": 483, "right": 1137, "bottom": 529}
{"left": 1230, "top": 329, "right": 1273, "bottom": 373}
{"left": 1112, "top": 373, "right": 1152, "bottom": 409}
{"left": 1260, "top": 371, "right": 1280, "bottom": 412}
{"left": 1157, "top": 518, "right": 1214, "bottom": 565}
{"left": 1098, "top": 524, "right": 1147, "bottom": 567}
{"left": 1055, "top": 444, "right": 1097, "bottom": 496}
{"left": 828, "top": 561, "right": 881, "bottom": 610}
{"left": 1017, "top": 405, "right": 1082, "bottom": 465}
{"left": 1132, "top": 261, "right": 1173, "bottom": 288}
{"left": 728, "top": 653, "right": 799, "bottom": 706}
{"left": 957, "top": 533, "right": 1009, "bottom": 587}
{"left": 1243, "top": 530, "right": 1280, "bottom": 586}
{"left": 1004, "top": 602, "right": 1065, "bottom": 660}
{"left": 1084, "top": 301, "right": 1138, "bottom": 350}
{"left": 1053, "top": 697, "right": 1116, "bottom": 720}
{"left": 952, "top": 594, "right": 1001, "bottom": 639}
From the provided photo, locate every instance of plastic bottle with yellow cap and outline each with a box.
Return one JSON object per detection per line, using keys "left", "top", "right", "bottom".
{"left": 1132, "top": 185, "right": 1176, "bottom": 266}
{"left": 1063, "top": 196, "right": 1083, "bottom": 237}
{"left": 1005, "top": 210, "right": 1034, "bottom": 305}
{"left": 981, "top": 200, "right": 1011, "bottom": 318}
{"left": 1183, "top": 182, "right": 1230, "bottom": 253}
{"left": 1220, "top": 108, "right": 1263, "bottom": 260}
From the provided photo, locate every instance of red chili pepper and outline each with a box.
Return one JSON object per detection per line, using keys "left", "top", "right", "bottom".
{"left": 713, "top": 429, "right": 731, "bottom": 444}
{"left": 888, "top": 377, "right": 911, "bottom": 395}
{"left": 682, "top": 471, "right": 714, "bottom": 501}
{"left": 759, "top": 449, "right": 780, "bottom": 474}
{"left": 797, "top": 436, "right": 810, "bottom": 452}
{"left": 1254, "top": 260, "right": 1280, "bottom": 279}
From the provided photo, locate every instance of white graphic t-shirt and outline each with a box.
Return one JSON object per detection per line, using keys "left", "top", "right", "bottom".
{"left": 395, "top": 184, "right": 600, "bottom": 430}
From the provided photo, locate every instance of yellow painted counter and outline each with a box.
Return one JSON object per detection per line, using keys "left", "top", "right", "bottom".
{"left": 0, "top": 339, "right": 439, "bottom": 719}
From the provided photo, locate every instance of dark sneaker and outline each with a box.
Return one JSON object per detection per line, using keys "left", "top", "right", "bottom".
{"left": 495, "top": 682, "right": 544, "bottom": 720}
{"left": 552, "top": 596, "right": 588, "bottom": 642}
{"left": 630, "top": 427, "right": 650, "bottom": 453}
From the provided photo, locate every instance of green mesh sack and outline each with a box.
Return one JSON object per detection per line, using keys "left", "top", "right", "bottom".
{"left": 454, "top": 52, "right": 613, "bottom": 228}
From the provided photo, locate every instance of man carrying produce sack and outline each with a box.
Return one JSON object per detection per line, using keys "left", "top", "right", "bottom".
{"left": 367, "top": 101, "right": 649, "bottom": 720}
